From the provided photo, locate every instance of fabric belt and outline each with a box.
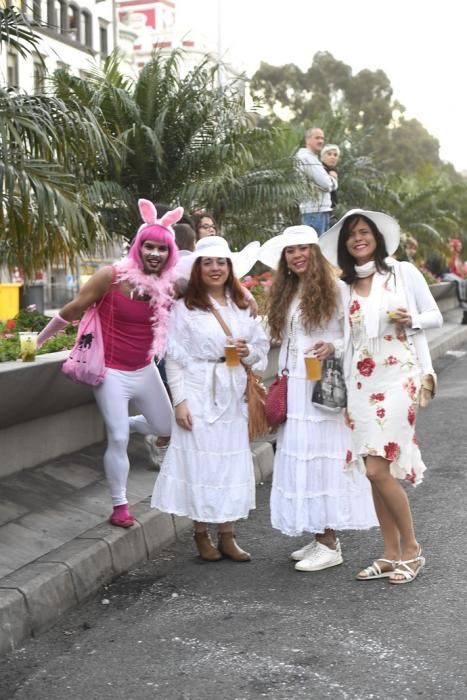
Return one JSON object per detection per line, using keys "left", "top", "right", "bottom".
{"left": 206, "top": 357, "right": 226, "bottom": 404}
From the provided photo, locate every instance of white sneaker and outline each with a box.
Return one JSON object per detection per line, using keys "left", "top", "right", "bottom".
{"left": 290, "top": 540, "right": 319, "bottom": 562}
{"left": 144, "top": 436, "right": 168, "bottom": 470}
{"left": 294, "top": 541, "right": 343, "bottom": 572}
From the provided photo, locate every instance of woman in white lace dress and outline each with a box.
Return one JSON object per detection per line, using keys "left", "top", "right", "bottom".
{"left": 320, "top": 209, "right": 443, "bottom": 584}
{"left": 259, "top": 226, "right": 377, "bottom": 573}
{"left": 151, "top": 237, "right": 269, "bottom": 562}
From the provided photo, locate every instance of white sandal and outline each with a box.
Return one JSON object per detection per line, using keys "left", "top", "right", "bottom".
{"left": 389, "top": 547, "right": 425, "bottom": 585}
{"left": 355, "top": 558, "right": 396, "bottom": 581}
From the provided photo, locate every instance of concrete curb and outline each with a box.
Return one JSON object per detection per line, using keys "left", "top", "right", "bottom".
{"left": 0, "top": 441, "right": 275, "bottom": 656}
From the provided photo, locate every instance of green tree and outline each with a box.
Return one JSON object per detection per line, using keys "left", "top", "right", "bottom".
{"left": 53, "top": 51, "right": 316, "bottom": 246}
{"left": 249, "top": 52, "right": 443, "bottom": 179}
{"left": 0, "top": 88, "right": 121, "bottom": 277}
{"left": 0, "top": 7, "right": 124, "bottom": 277}
{"left": 0, "top": 6, "right": 42, "bottom": 60}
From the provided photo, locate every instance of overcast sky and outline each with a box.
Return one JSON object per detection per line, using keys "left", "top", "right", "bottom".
{"left": 177, "top": 0, "right": 467, "bottom": 172}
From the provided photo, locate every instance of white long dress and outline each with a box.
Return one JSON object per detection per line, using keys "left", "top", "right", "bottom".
{"left": 151, "top": 296, "right": 269, "bottom": 523}
{"left": 270, "top": 284, "right": 378, "bottom": 536}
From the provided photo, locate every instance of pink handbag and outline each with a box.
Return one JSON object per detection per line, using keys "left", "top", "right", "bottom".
{"left": 265, "top": 370, "right": 289, "bottom": 427}
{"left": 265, "top": 338, "right": 290, "bottom": 428}
{"left": 62, "top": 305, "right": 106, "bottom": 386}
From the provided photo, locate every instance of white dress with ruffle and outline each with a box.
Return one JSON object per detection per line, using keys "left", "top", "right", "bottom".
{"left": 270, "top": 290, "right": 378, "bottom": 536}
{"left": 151, "top": 297, "right": 269, "bottom": 523}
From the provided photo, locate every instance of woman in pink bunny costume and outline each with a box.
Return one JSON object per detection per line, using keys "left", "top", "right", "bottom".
{"left": 37, "top": 200, "right": 183, "bottom": 527}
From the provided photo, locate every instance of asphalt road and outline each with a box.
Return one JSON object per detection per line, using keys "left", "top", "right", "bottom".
{"left": 1, "top": 348, "right": 467, "bottom": 700}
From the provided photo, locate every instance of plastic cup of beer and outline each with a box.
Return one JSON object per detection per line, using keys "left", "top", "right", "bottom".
{"left": 19, "top": 331, "right": 38, "bottom": 362}
{"left": 224, "top": 338, "right": 240, "bottom": 367}
{"left": 304, "top": 352, "right": 321, "bottom": 380}
{"left": 387, "top": 302, "right": 399, "bottom": 322}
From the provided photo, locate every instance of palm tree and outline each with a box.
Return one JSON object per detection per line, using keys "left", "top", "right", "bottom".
{"left": 0, "top": 7, "right": 125, "bottom": 278}
{"left": 0, "top": 6, "right": 42, "bottom": 60}
{"left": 0, "top": 88, "right": 121, "bottom": 278}
{"left": 53, "top": 51, "right": 316, "bottom": 247}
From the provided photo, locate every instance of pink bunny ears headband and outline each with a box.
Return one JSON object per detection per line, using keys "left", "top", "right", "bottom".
{"left": 137, "top": 199, "right": 184, "bottom": 237}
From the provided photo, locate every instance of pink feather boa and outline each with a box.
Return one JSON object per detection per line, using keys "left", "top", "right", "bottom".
{"left": 113, "top": 258, "right": 175, "bottom": 360}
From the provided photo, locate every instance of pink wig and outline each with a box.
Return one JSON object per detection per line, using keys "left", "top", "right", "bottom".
{"left": 126, "top": 200, "right": 184, "bottom": 274}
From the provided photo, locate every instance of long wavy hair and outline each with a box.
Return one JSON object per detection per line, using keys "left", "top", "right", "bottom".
{"left": 266, "top": 244, "right": 338, "bottom": 343}
{"left": 184, "top": 258, "right": 249, "bottom": 311}
{"left": 338, "top": 214, "right": 391, "bottom": 284}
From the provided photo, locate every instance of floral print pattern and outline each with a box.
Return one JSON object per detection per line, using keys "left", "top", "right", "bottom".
{"left": 348, "top": 290, "right": 425, "bottom": 486}
{"left": 357, "top": 355, "right": 376, "bottom": 377}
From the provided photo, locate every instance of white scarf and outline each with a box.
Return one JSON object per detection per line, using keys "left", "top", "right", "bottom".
{"left": 354, "top": 258, "right": 395, "bottom": 341}
{"left": 355, "top": 261, "right": 377, "bottom": 278}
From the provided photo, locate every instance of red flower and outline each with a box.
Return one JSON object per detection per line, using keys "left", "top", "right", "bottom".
{"left": 384, "top": 442, "right": 400, "bottom": 461}
{"left": 405, "top": 469, "right": 416, "bottom": 484}
{"left": 376, "top": 407, "right": 386, "bottom": 419}
{"left": 349, "top": 300, "right": 361, "bottom": 315}
{"left": 6, "top": 319, "right": 16, "bottom": 330}
{"left": 407, "top": 405, "right": 416, "bottom": 426}
{"left": 370, "top": 392, "right": 385, "bottom": 402}
{"left": 357, "top": 382, "right": 362, "bottom": 390}
{"left": 383, "top": 334, "right": 393, "bottom": 341}
{"left": 357, "top": 357, "right": 376, "bottom": 377}
{"left": 385, "top": 355, "right": 399, "bottom": 366}
{"left": 345, "top": 450, "right": 353, "bottom": 464}
{"left": 403, "top": 378, "right": 417, "bottom": 400}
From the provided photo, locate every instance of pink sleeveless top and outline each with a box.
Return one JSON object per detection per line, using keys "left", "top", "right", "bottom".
{"left": 98, "top": 287, "right": 153, "bottom": 371}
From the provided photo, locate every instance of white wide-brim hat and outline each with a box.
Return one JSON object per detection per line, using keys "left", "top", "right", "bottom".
{"left": 175, "top": 236, "right": 260, "bottom": 280}
{"left": 258, "top": 225, "right": 319, "bottom": 270}
{"left": 319, "top": 209, "right": 400, "bottom": 266}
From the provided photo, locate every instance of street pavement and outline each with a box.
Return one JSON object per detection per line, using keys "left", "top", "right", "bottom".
{"left": 0, "top": 345, "right": 466, "bottom": 700}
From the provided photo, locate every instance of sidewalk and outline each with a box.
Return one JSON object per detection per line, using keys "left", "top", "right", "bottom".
{"left": 1, "top": 308, "right": 466, "bottom": 656}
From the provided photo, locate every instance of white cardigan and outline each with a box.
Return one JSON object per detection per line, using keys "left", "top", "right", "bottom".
{"left": 341, "top": 260, "right": 443, "bottom": 380}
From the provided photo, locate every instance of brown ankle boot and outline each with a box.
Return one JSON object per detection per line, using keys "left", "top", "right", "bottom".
{"left": 193, "top": 531, "right": 223, "bottom": 561}
{"left": 218, "top": 532, "right": 251, "bottom": 562}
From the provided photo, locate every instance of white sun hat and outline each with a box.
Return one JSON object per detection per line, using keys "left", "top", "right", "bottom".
{"left": 176, "top": 236, "right": 260, "bottom": 280}
{"left": 319, "top": 209, "right": 400, "bottom": 266}
{"left": 258, "top": 225, "right": 319, "bottom": 270}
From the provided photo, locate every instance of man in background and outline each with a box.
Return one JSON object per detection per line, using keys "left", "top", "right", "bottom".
{"left": 296, "top": 127, "right": 337, "bottom": 236}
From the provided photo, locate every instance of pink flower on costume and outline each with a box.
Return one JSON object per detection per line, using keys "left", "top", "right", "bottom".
{"left": 407, "top": 404, "right": 416, "bottom": 426}
{"left": 370, "top": 392, "right": 385, "bottom": 403}
{"left": 345, "top": 450, "right": 353, "bottom": 465}
{"left": 384, "top": 334, "right": 393, "bottom": 341}
{"left": 384, "top": 442, "right": 400, "bottom": 461}
{"left": 384, "top": 355, "right": 399, "bottom": 366}
{"left": 357, "top": 357, "right": 376, "bottom": 377}
{"left": 403, "top": 378, "right": 417, "bottom": 400}
{"left": 376, "top": 407, "right": 386, "bottom": 419}
{"left": 405, "top": 469, "right": 416, "bottom": 484}
{"left": 350, "top": 300, "right": 361, "bottom": 315}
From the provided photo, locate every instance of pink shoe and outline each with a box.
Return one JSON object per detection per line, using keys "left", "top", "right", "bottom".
{"left": 109, "top": 514, "right": 135, "bottom": 528}
{"left": 109, "top": 505, "right": 135, "bottom": 528}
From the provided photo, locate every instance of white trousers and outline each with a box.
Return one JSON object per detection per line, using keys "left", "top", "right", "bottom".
{"left": 93, "top": 364, "right": 172, "bottom": 506}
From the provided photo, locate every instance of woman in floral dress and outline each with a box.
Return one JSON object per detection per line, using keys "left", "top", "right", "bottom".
{"left": 320, "top": 209, "right": 443, "bottom": 584}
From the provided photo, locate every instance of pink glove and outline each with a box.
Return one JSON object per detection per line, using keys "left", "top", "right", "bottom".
{"left": 37, "top": 314, "right": 69, "bottom": 349}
